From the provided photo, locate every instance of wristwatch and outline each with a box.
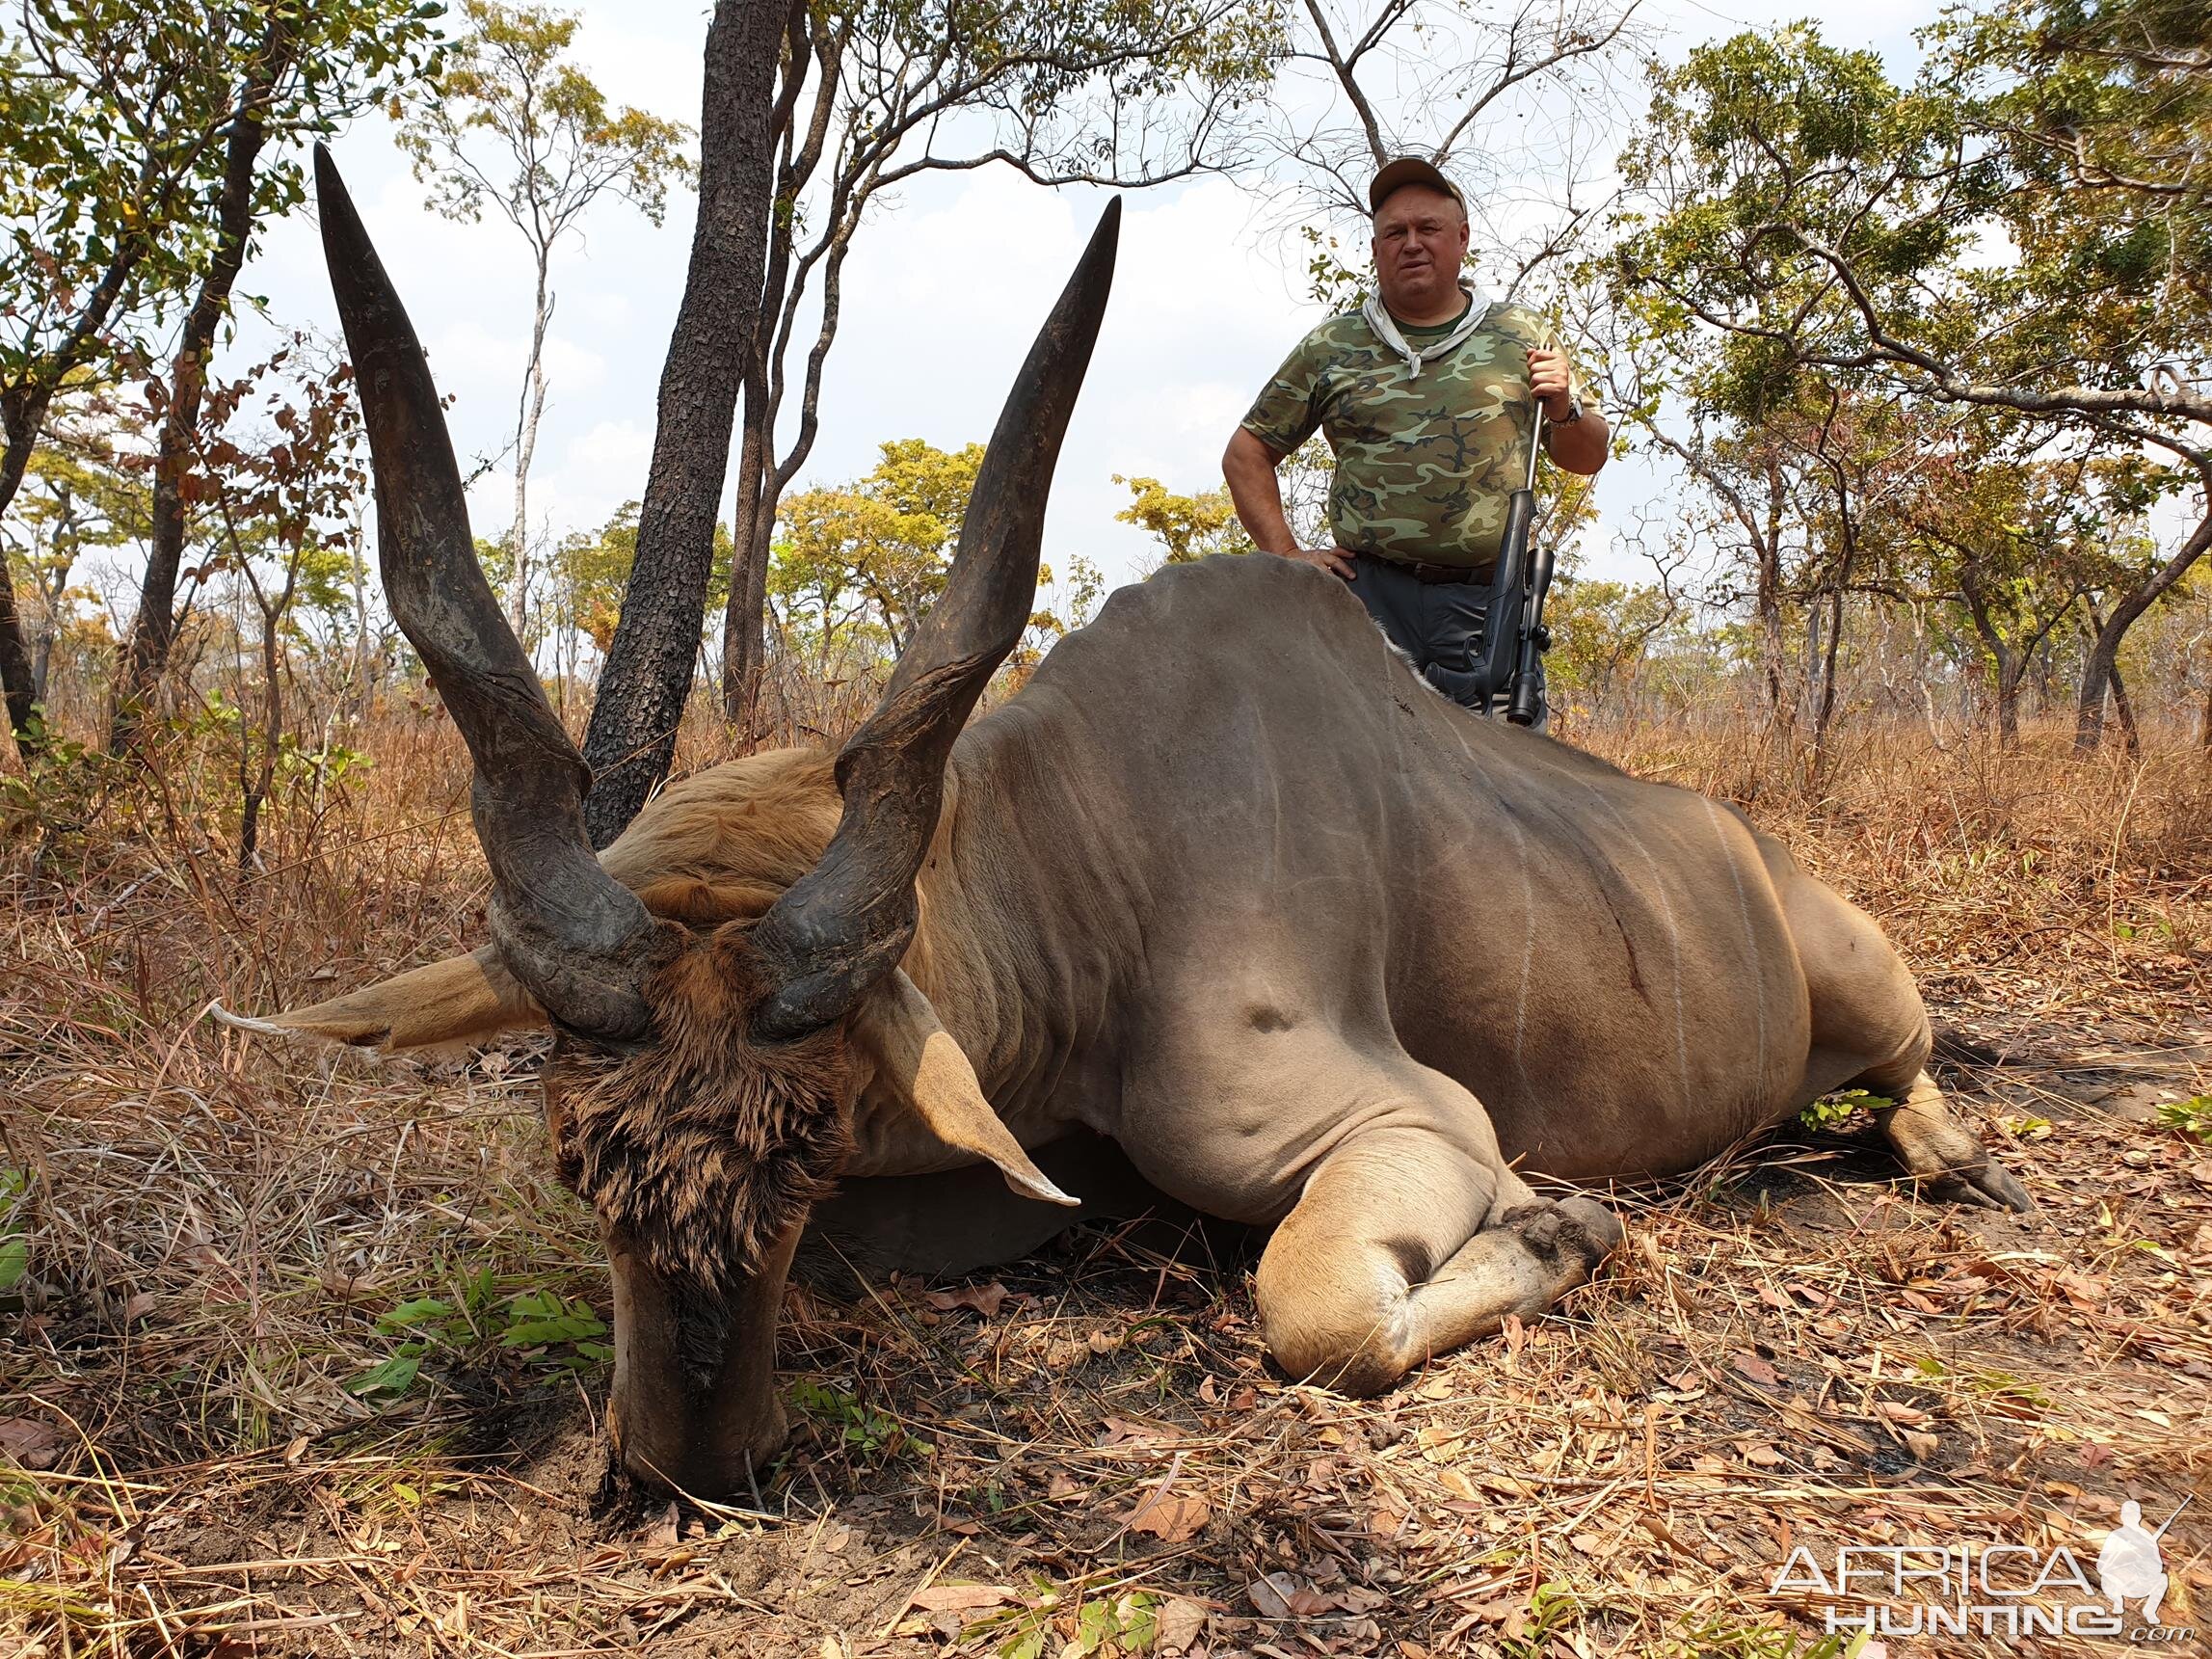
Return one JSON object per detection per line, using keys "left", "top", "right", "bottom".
{"left": 1551, "top": 393, "right": 1584, "bottom": 425}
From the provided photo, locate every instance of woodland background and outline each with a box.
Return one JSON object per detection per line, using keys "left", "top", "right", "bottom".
{"left": 0, "top": 0, "right": 2207, "bottom": 815}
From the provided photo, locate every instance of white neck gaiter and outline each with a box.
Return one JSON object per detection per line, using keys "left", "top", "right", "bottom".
{"left": 1360, "top": 284, "right": 1487, "bottom": 379}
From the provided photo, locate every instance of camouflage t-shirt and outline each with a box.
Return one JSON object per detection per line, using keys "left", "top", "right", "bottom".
{"left": 1240, "top": 299, "right": 1577, "bottom": 574}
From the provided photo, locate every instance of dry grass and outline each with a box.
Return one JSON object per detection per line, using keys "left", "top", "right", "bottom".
{"left": 2, "top": 713, "right": 2209, "bottom": 1658}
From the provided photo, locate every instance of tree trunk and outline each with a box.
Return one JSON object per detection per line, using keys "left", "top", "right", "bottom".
{"left": 110, "top": 41, "right": 287, "bottom": 752}
{"left": 2074, "top": 505, "right": 2212, "bottom": 754}
{"left": 0, "top": 390, "right": 52, "bottom": 745}
{"left": 580, "top": 0, "right": 787, "bottom": 847}
{"left": 2074, "top": 613, "right": 2118, "bottom": 755}
{"left": 1809, "top": 582, "right": 1845, "bottom": 762}
{"left": 240, "top": 595, "right": 284, "bottom": 872}
{"left": 1955, "top": 563, "right": 2022, "bottom": 750}
{"left": 718, "top": 9, "right": 838, "bottom": 732}
{"left": 349, "top": 514, "right": 375, "bottom": 728}
{"left": 2107, "top": 651, "right": 2140, "bottom": 757}
{"left": 1757, "top": 464, "right": 1787, "bottom": 725}
{"left": 727, "top": 219, "right": 852, "bottom": 730}
{"left": 29, "top": 488, "right": 77, "bottom": 708}
{"left": 30, "top": 617, "right": 53, "bottom": 710}
{"left": 726, "top": 470, "right": 779, "bottom": 736}
{"left": 718, "top": 388, "right": 774, "bottom": 726}
{"left": 509, "top": 269, "right": 553, "bottom": 642}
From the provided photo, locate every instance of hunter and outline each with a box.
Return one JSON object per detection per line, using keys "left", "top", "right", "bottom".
{"left": 1223, "top": 156, "right": 1609, "bottom": 726}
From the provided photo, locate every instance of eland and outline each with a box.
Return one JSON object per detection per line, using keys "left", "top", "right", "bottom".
{"left": 236, "top": 149, "right": 2031, "bottom": 1498}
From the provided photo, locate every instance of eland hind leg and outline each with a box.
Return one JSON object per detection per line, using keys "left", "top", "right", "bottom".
{"left": 1777, "top": 853, "right": 2035, "bottom": 1214}
{"left": 1870, "top": 1069, "right": 2034, "bottom": 1213}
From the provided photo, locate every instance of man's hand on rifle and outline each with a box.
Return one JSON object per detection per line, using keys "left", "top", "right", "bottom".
{"left": 1527, "top": 348, "right": 1575, "bottom": 420}
{"left": 1527, "top": 347, "right": 1610, "bottom": 474}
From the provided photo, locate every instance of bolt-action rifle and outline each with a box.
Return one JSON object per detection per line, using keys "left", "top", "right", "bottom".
{"left": 1458, "top": 392, "right": 1556, "bottom": 725}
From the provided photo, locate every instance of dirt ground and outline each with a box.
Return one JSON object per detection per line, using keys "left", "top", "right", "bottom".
{"left": 2, "top": 992, "right": 2204, "bottom": 1658}
{"left": 3, "top": 729, "right": 2210, "bottom": 1658}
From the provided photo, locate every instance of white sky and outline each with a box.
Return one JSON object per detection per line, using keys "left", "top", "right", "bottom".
{"left": 228, "top": 0, "right": 1940, "bottom": 603}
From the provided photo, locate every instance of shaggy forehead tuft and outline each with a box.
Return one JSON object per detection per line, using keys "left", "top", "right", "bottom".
{"left": 548, "top": 931, "right": 857, "bottom": 1293}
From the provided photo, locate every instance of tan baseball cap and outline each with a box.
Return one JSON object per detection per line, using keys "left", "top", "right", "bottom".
{"left": 1369, "top": 155, "right": 1466, "bottom": 214}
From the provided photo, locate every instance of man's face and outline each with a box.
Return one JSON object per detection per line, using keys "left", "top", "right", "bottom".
{"left": 1371, "top": 185, "right": 1471, "bottom": 319}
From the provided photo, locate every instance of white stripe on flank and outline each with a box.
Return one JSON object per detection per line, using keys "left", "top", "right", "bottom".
{"left": 1504, "top": 810, "right": 1539, "bottom": 1109}
{"left": 1447, "top": 723, "right": 1538, "bottom": 1109}
{"left": 1582, "top": 785, "right": 1692, "bottom": 1115}
{"left": 1700, "top": 797, "right": 1767, "bottom": 1093}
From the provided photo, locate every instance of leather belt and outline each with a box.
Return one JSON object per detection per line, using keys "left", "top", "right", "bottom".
{"left": 1360, "top": 552, "right": 1490, "bottom": 586}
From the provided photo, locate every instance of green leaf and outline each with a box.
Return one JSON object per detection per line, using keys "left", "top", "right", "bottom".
{"left": 346, "top": 1351, "right": 423, "bottom": 1398}
{"left": 2157, "top": 1095, "right": 2212, "bottom": 1141}
{"left": 377, "top": 1296, "right": 455, "bottom": 1333}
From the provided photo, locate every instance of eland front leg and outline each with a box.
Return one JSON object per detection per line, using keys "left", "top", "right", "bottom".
{"left": 1121, "top": 991, "right": 1625, "bottom": 1397}
{"left": 1255, "top": 1125, "right": 1622, "bottom": 1397}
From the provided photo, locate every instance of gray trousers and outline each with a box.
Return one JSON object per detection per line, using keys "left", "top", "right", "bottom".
{"left": 1347, "top": 552, "right": 1548, "bottom": 731}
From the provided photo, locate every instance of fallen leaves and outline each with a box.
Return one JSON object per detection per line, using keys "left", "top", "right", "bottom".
{"left": 0, "top": 1415, "right": 66, "bottom": 1469}
{"left": 1124, "top": 1489, "right": 1211, "bottom": 1542}
{"left": 910, "top": 1583, "right": 1017, "bottom": 1613}
{"left": 1732, "top": 1351, "right": 1783, "bottom": 1389}
{"left": 920, "top": 1281, "right": 1021, "bottom": 1318}
{"left": 1870, "top": 1398, "right": 1941, "bottom": 1458}
{"left": 1155, "top": 1596, "right": 1209, "bottom": 1655}
{"left": 1094, "top": 1414, "right": 1186, "bottom": 1450}
{"left": 1247, "top": 1572, "right": 1388, "bottom": 1619}
{"left": 1247, "top": 1572, "right": 1326, "bottom": 1619}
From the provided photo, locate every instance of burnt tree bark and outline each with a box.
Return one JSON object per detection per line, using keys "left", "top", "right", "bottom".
{"left": 0, "top": 418, "right": 40, "bottom": 740}
{"left": 0, "top": 259, "right": 139, "bottom": 748}
{"left": 110, "top": 28, "right": 294, "bottom": 751}
{"left": 579, "top": 0, "right": 789, "bottom": 846}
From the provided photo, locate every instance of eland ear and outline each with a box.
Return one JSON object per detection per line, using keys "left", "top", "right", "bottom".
{"left": 212, "top": 948, "right": 546, "bottom": 1052}
{"left": 850, "top": 971, "right": 1079, "bottom": 1208}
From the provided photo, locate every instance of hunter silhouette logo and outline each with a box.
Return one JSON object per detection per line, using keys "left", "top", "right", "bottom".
{"left": 1772, "top": 1495, "right": 2197, "bottom": 1642}
{"left": 2099, "top": 1498, "right": 2186, "bottom": 1626}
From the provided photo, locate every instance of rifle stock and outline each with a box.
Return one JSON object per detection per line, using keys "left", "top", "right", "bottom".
{"left": 1469, "top": 486, "right": 1535, "bottom": 700}
{"left": 1506, "top": 539, "right": 1555, "bottom": 727}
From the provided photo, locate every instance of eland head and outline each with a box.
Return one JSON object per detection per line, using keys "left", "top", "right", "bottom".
{"left": 306, "top": 146, "right": 1116, "bottom": 1494}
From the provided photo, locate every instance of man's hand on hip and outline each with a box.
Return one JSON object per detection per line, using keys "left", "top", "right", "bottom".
{"left": 1274, "top": 545, "right": 1357, "bottom": 580}
{"left": 1527, "top": 347, "right": 1575, "bottom": 419}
